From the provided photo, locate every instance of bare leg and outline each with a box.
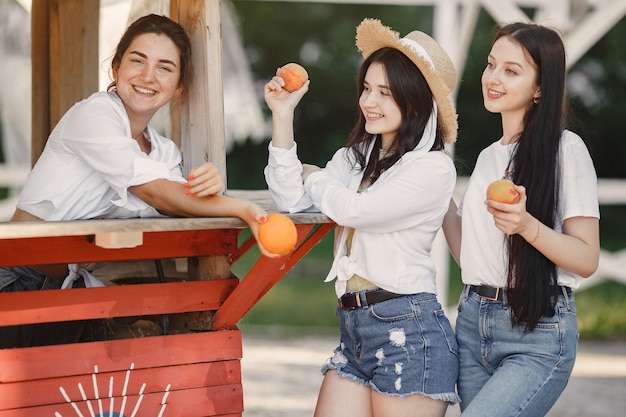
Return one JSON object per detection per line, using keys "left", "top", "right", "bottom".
{"left": 314, "top": 370, "right": 373, "bottom": 417}
{"left": 314, "top": 370, "right": 448, "bottom": 417}
{"left": 372, "top": 390, "right": 448, "bottom": 417}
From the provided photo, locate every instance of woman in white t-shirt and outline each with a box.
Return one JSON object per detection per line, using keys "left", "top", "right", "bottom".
{"left": 0, "top": 15, "right": 275, "bottom": 347}
{"left": 443, "top": 22, "right": 600, "bottom": 416}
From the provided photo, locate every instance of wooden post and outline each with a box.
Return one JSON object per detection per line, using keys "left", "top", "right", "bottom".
{"left": 172, "top": 0, "right": 227, "bottom": 181}
{"left": 170, "top": 0, "right": 232, "bottom": 332}
{"left": 30, "top": 0, "right": 99, "bottom": 165}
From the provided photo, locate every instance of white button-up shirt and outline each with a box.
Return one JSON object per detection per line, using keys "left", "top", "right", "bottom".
{"left": 265, "top": 141, "right": 456, "bottom": 297}
{"left": 17, "top": 91, "right": 185, "bottom": 221}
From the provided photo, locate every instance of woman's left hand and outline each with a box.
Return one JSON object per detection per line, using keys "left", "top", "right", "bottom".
{"left": 486, "top": 184, "right": 536, "bottom": 237}
{"left": 184, "top": 162, "right": 224, "bottom": 197}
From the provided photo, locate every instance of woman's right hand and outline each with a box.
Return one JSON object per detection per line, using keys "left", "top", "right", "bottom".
{"left": 238, "top": 202, "right": 282, "bottom": 258}
{"left": 264, "top": 72, "right": 309, "bottom": 115}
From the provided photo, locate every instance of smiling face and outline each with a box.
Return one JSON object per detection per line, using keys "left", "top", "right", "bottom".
{"left": 359, "top": 62, "right": 402, "bottom": 149}
{"left": 113, "top": 32, "right": 183, "bottom": 126}
{"left": 481, "top": 36, "right": 541, "bottom": 124}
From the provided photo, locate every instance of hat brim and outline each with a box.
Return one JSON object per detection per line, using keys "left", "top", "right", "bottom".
{"left": 356, "top": 19, "right": 458, "bottom": 144}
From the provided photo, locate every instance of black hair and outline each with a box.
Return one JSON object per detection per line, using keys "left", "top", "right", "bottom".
{"left": 346, "top": 47, "right": 444, "bottom": 183}
{"left": 495, "top": 22, "right": 567, "bottom": 331}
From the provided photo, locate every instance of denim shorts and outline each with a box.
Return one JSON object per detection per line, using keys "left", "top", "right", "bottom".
{"left": 456, "top": 285, "right": 578, "bottom": 416}
{"left": 0, "top": 266, "right": 62, "bottom": 292}
{"left": 322, "top": 291, "right": 460, "bottom": 403}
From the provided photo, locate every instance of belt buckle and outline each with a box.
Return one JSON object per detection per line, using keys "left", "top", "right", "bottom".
{"left": 339, "top": 292, "right": 362, "bottom": 310}
{"left": 480, "top": 287, "right": 499, "bottom": 301}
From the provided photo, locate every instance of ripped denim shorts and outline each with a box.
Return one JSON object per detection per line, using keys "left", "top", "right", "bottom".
{"left": 322, "top": 290, "right": 460, "bottom": 403}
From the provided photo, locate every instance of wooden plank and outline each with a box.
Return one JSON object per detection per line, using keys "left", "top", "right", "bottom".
{"left": 0, "top": 384, "right": 243, "bottom": 417}
{"left": 0, "top": 279, "right": 238, "bottom": 326}
{"left": 0, "top": 190, "right": 332, "bottom": 240}
{"left": 0, "top": 329, "right": 242, "bottom": 382}
{"left": 0, "top": 229, "right": 239, "bottom": 267}
{"left": 211, "top": 223, "right": 335, "bottom": 330}
{"left": 0, "top": 360, "right": 241, "bottom": 410}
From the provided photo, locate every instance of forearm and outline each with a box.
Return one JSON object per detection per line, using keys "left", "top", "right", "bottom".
{"left": 130, "top": 180, "right": 253, "bottom": 219}
{"left": 270, "top": 112, "right": 296, "bottom": 150}
{"left": 521, "top": 215, "right": 599, "bottom": 278}
{"left": 442, "top": 199, "right": 461, "bottom": 265}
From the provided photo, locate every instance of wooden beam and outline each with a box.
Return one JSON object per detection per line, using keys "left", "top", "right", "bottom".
{"left": 30, "top": 0, "right": 99, "bottom": 165}
{"left": 174, "top": 0, "right": 227, "bottom": 180}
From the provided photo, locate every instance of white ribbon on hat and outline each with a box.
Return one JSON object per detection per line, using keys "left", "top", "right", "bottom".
{"left": 400, "top": 37, "right": 435, "bottom": 71}
{"left": 412, "top": 99, "right": 438, "bottom": 156}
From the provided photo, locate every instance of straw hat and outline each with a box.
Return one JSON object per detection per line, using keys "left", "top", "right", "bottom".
{"left": 356, "top": 18, "right": 458, "bottom": 143}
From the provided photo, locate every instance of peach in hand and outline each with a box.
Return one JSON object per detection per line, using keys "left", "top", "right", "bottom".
{"left": 258, "top": 213, "right": 298, "bottom": 255}
{"left": 277, "top": 63, "right": 309, "bottom": 92}
{"left": 486, "top": 179, "right": 520, "bottom": 204}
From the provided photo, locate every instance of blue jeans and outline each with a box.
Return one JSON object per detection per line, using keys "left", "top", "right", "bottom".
{"left": 0, "top": 266, "right": 85, "bottom": 348}
{"left": 322, "top": 291, "right": 460, "bottom": 403}
{"left": 456, "top": 285, "right": 578, "bottom": 416}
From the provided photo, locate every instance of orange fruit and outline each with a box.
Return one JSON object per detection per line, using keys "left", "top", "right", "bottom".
{"left": 258, "top": 213, "right": 298, "bottom": 255}
{"left": 276, "top": 63, "right": 309, "bottom": 92}
{"left": 486, "top": 179, "right": 520, "bottom": 204}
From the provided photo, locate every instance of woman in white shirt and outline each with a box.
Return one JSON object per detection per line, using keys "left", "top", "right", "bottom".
{"left": 443, "top": 22, "right": 600, "bottom": 416}
{"left": 0, "top": 14, "right": 274, "bottom": 347}
{"left": 264, "top": 19, "right": 460, "bottom": 417}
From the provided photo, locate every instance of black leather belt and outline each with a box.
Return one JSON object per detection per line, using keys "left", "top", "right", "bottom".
{"left": 469, "top": 285, "right": 571, "bottom": 302}
{"left": 469, "top": 285, "right": 504, "bottom": 301}
{"left": 339, "top": 289, "right": 403, "bottom": 310}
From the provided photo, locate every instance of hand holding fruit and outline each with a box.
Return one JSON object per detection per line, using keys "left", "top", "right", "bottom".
{"left": 277, "top": 63, "right": 309, "bottom": 92}
{"left": 486, "top": 179, "right": 519, "bottom": 204}
{"left": 486, "top": 180, "right": 534, "bottom": 237}
{"left": 258, "top": 213, "right": 298, "bottom": 256}
{"left": 265, "top": 63, "right": 310, "bottom": 114}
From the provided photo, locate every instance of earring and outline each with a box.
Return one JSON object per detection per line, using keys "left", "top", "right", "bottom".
{"left": 533, "top": 97, "right": 540, "bottom": 104}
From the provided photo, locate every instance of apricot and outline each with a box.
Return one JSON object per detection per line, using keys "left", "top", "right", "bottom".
{"left": 258, "top": 213, "right": 298, "bottom": 255}
{"left": 486, "top": 179, "right": 520, "bottom": 204}
{"left": 277, "top": 63, "right": 309, "bottom": 92}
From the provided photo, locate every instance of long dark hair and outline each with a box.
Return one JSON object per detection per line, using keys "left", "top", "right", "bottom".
{"left": 107, "top": 14, "right": 193, "bottom": 101}
{"left": 346, "top": 47, "right": 444, "bottom": 183}
{"left": 497, "top": 23, "right": 567, "bottom": 330}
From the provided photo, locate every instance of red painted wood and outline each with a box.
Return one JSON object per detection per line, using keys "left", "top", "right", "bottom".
{"left": 0, "top": 384, "right": 243, "bottom": 417}
{"left": 0, "top": 329, "right": 242, "bottom": 383}
{"left": 0, "top": 360, "right": 241, "bottom": 409}
{"left": 211, "top": 223, "right": 335, "bottom": 330}
{"left": 0, "top": 229, "right": 239, "bottom": 267}
{"left": 0, "top": 279, "right": 238, "bottom": 326}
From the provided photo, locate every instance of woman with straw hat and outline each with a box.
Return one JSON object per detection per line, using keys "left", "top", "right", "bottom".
{"left": 264, "top": 18, "right": 460, "bottom": 416}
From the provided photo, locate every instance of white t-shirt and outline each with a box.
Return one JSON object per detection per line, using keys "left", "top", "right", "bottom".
{"left": 458, "top": 130, "right": 599, "bottom": 289}
{"left": 265, "top": 140, "right": 456, "bottom": 297}
{"left": 17, "top": 91, "right": 185, "bottom": 221}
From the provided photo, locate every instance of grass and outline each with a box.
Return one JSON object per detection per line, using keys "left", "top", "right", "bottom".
{"left": 232, "top": 221, "right": 626, "bottom": 341}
